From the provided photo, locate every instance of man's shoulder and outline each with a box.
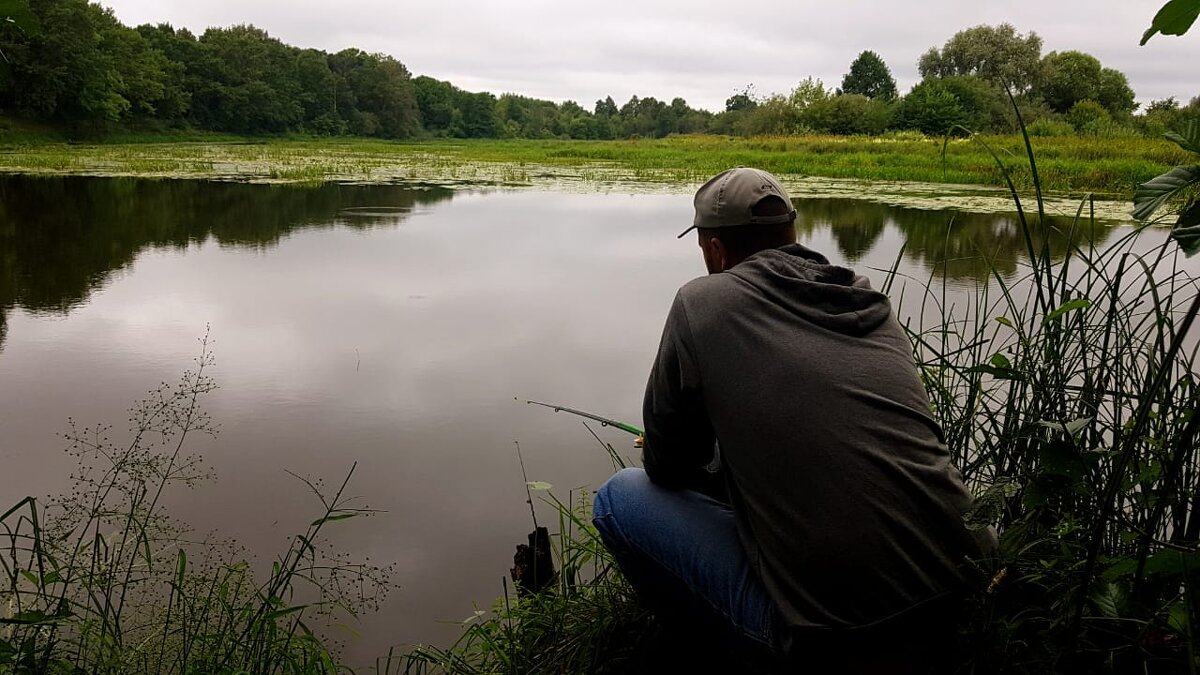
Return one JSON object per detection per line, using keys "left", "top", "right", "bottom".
{"left": 672, "top": 273, "right": 755, "bottom": 335}
{"left": 677, "top": 272, "right": 746, "bottom": 304}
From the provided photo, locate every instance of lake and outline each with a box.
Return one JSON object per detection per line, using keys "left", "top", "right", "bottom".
{"left": 0, "top": 174, "right": 1152, "bottom": 663}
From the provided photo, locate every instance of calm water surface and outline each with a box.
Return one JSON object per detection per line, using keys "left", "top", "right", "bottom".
{"left": 0, "top": 175, "right": 1147, "bottom": 661}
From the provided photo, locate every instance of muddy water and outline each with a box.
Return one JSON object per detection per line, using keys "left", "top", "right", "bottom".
{"left": 0, "top": 175, "right": 1136, "bottom": 662}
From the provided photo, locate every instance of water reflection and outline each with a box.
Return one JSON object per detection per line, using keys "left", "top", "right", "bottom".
{"left": 1, "top": 178, "right": 1123, "bottom": 339}
{"left": 794, "top": 198, "right": 1115, "bottom": 280}
{"left": 0, "top": 176, "right": 1138, "bottom": 663}
{"left": 0, "top": 176, "right": 454, "bottom": 347}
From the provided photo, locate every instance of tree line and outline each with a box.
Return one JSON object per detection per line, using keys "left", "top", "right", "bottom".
{"left": 1, "top": 0, "right": 1197, "bottom": 140}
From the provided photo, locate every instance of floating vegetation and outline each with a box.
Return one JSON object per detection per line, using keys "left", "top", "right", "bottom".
{"left": 0, "top": 134, "right": 1187, "bottom": 220}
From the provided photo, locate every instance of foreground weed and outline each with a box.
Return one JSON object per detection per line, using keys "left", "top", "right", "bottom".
{"left": 392, "top": 486, "right": 652, "bottom": 675}
{"left": 0, "top": 330, "right": 393, "bottom": 674}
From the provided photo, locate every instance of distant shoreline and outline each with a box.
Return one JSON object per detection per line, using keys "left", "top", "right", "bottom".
{"left": 0, "top": 130, "right": 1183, "bottom": 218}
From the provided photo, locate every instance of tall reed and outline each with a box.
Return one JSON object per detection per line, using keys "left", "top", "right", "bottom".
{"left": 893, "top": 111, "right": 1200, "bottom": 672}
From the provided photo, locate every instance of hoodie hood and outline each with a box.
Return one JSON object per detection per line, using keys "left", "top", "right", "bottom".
{"left": 726, "top": 243, "right": 891, "bottom": 336}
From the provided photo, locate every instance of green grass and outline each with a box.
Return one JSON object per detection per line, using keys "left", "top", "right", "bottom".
{"left": 0, "top": 132, "right": 1190, "bottom": 197}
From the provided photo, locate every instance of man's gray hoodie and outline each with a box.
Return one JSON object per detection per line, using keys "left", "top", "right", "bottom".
{"left": 643, "top": 242, "right": 989, "bottom": 633}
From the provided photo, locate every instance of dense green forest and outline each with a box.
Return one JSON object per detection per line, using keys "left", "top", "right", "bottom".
{"left": 1, "top": 0, "right": 1198, "bottom": 140}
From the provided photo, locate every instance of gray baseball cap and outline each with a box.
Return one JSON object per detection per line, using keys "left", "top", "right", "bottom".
{"left": 678, "top": 167, "right": 797, "bottom": 238}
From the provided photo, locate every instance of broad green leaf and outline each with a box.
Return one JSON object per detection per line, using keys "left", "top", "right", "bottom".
{"left": 1141, "top": 549, "right": 1200, "bottom": 577}
{"left": 1092, "top": 581, "right": 1126, "bottom": 619}
{"left": 1044, "top": 298, "right": 1091, "bottom": 323}
{"left": 1164, "top": 120, "right": 1200, "bottom": 154}
{"left": 1134, "top": 165, "right": 1200, "bottom": 221}
{"left": 1141, "top": 0, "right": 1200, "bottom": 44}
{"left": 1064, "top": 417, "right": 1093, "bottom": 436}
{"left": 175, "top": 550, "right": 187, "bottom": 587}
{"left": 526, "top": 481, "right": 553, "bottom": 491}
{"left": 1171, "top": 200, "right": 1200, "bottom": 256}
{"left": 1168, "top": 600, "right": 1191, "bottom": 634}
{"left": 994, "top": 316, "right": 1014, "bottom": 328}
{"left": 963, "top": 478, "right": 1020, "bottom": 530}
{"left": 989, "top": 353, "right": 1011, "bottom": 369}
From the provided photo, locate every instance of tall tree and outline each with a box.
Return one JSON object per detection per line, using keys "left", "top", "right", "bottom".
{"left": 840, "top": 51, "right": 897, "bottom": 100}
{"left": 3, "top": 0, "right": 167, "bottom": 122}
{"left": 1037, "top": 50, "right": 1136, "bottom": 115}
{"left": 918, "top": 23, "right": 1043, "bottom": 93}
{"left": 189, "top": 25, "right": 303, "bottom": 133}
{"left": 0, "top": 0, "right": 35, "bottom": 103}
{"left": 724, "top": 85, "right": 757, "bottom": 112}
{"left": 327, "top": 48, "right": 420, "bottom": 138}
{"left": 295, "top": 48, "right": 339, "bottom": 133}
{"left": 456, "top": 91, "right": 497, "bottom": 138}
{"left": 412, "top": 75, "right": 457, "bottom": 135}
{"left": 135, "top": 24, "right": 193, "bottom": 123}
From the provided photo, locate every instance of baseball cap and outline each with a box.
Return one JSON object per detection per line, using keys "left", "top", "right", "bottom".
{"left": 678, "top": 167, "right": 797, "bottom": 238}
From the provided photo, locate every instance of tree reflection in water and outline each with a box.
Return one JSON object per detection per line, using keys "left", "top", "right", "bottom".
{"left": 794, "top": 197, "right": 1115, "bottom": 281}
{"left": 0, "top": 176, "right": 455, "bottom": 349}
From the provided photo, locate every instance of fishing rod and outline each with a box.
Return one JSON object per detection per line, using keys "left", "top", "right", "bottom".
{"left": 524, "top": 399, "right": 644, "bottom": 438}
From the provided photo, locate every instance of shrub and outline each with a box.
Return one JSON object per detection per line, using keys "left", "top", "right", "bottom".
{"left": 1026, "top": 118, "right": 1076, "bottom": 137}
{"left": 1066, "top": 99, "right": 1111, "bottom": 133}
{"left": 806, "top": 94, "right": 893, "bottom": 135}
{"left": 898, "top": 76, "right": 1009, "bottom": 135}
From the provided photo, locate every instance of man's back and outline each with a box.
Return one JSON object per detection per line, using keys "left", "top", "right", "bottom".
{"left": 643, "top": 243, "right": 985, "bottom": 631}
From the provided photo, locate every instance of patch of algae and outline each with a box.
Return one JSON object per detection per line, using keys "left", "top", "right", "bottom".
{"left": 0, "top": 142, "right": 1135, "bottom": 222}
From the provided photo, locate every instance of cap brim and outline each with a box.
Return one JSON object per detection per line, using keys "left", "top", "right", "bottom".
{"left": 678, "top": 209, "right": 797, "bottom": 239}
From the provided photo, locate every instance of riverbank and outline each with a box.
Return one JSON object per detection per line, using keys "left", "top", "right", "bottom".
{"left": 1, "top": 131, "right": 1182, "bottom": 222}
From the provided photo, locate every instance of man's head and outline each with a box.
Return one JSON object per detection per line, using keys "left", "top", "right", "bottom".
{"left": 680, "top": 167, "right": 798, "bottom": 274}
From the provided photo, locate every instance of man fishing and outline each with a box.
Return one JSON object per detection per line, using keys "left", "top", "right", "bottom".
{"left": 591, "top": 167, "right": 994, "bottom": 670}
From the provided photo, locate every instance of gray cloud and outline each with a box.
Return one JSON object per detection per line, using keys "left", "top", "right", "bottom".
{"left": 105, "top": 0, "right": 1198, "bottom": 111}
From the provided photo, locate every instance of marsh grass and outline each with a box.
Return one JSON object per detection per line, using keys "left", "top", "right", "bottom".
{"left": 0, "top": 134, "right": 1189, "bottom": 196}
{"left": 0, "top": 330, "right": 393, "bottom": 674}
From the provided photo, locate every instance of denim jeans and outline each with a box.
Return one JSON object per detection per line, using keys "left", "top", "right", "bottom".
{"left": 591, "top": 467, "right": 781, "bottom": 656}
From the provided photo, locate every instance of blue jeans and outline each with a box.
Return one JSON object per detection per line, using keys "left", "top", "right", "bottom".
{"left": 592, "top": 467, "right": 781, "bottom": 655}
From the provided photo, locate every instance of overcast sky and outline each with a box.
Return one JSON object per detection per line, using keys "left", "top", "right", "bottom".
{"left": 100, "top": 0, "right": 1198, "bottom": 112}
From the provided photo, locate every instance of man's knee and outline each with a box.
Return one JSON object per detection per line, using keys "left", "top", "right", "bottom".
{"left": 593, "top": 467, "right": 648, "bottom": 517}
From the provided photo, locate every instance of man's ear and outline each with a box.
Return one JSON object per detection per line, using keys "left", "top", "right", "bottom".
{"left": 700, "top": 235, "right": 728, "bottom": 274}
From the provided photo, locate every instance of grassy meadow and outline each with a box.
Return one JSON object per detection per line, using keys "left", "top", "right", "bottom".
{"left": 0, "top": 128, "right": 1191, "bottom": 198}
